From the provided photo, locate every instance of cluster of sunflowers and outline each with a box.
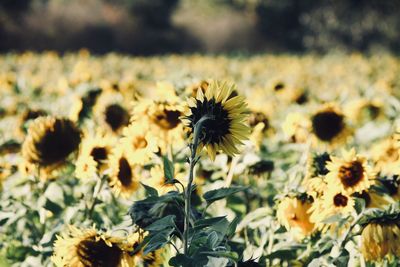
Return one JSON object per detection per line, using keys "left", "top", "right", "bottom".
{"left": 1, "top": 51, "right": 400, "bottom": 266}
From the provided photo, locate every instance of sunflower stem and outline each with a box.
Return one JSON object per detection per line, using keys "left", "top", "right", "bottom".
{"left": 183, "top": 116, "right": 208, "bottom": 255}
{"left": 87, "top": 174, "right": 107, "bottom": 220}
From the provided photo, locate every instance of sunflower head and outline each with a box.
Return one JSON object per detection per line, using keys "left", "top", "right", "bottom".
{"left": 22, "top": 116, "right": 81, "bottom": 174}
{"left": 104, "top": 104, "right": 130, "bottom": 132}
{"left": 183, "top": 81, "right": 250, "bottom": 160}
{"left": 52, "top": 226, "right": 135, "bottom": 267}
{"left": 311, "top": 104, "right": 350, "bottom": 144}
{"left": 361, "top": 220, "right": 400, "bottom": 262}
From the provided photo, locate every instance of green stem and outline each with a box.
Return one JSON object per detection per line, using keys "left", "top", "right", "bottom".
{"left": 183, "top": 116, "right": 208, "bottom": 255}
{"left": 87, "top": 175, "right": 107, "bottom": 220}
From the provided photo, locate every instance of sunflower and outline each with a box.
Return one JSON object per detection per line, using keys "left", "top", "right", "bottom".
{"left": 281, "top": 112, "right": 310, "bottom": 143}
{"left": 370, "top": 136, "right": 400, "bottom": 175}
{"left": 75, "top": 132, "right": 116, "bottom": 180}
{"left": 51, "top": 225, "right": 135, "bottom": 267}
{"left": 120, "top": 123, "right": 158, "bottom": 165}
{"left": 345, "top": 98, "right": 384, "bottom": 124}
{"left": 183, "top": 81, "right": 250, "bottom": 160}
{"left": 309, "top": 190, "right": 354, "bottom": 227}
{"left": 18, "top": 108, "right": 47, "bottom": 136}
{"left": 325, "top": 149, "right": 374, "bottom": 195}
{"left": 351, "top": 190, "right": 389, "bottom": 209}
{"left": 361, "top": 220, "right": 400, "bottom": 262}
{"left": 276, "top": 196, "right": 315, "bottom": 240}
{"left": 21, "top": 116, "right": 81, "bottom": 177}
{"left": 310, "top": 104, "right": 351, "bottom": 146}
{"left": 109, "top": 147, "right": 140, "bottom": 198}
{"left": 131, "top": 83, "right": 186, "bottom": 153}
{"left": 144, "top": 165, "right": 186, "bottom": 195}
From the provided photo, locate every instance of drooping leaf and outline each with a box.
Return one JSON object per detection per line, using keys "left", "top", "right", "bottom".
{"left": 203, "top": 186, "right": 247, "bottom": 205}
{"left": 141, "top": 183, "right": 159, "bottom": 197}
{"left": 145, "top": 215, "right": 176, "bottom": 231}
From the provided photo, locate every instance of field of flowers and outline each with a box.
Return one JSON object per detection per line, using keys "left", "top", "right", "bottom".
{"left": 1, "top": 51, "right": 400, "bottom": 266}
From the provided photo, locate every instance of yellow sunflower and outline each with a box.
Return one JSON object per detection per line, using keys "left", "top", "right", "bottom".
{"left": 370, "top": 136, "right": 400, "bottom": 175}
{"left": 309, "top": 104, "right": 352, "bottom": 147}
{"left": 144, "top": 165, "right": 186, "bottom": 195}
{"left": 21, "top": 116, "right": 81, "bottom": 178}
{"left": 183, "top": 81, "right": 250, "bottom": 160}
{"left": 120, "top": 123, "right": 158, "bottom": 165}
{"left": 276, "top": 196, "right": 315, "bottom": 240}
{"left": 361, "top": 221, "right": 400, "bottom": 262}
{"left": 75, "top": 132, "right": 116, "bottom": 180}
{"left": 309, "top": 190, "right": 354, "bottom": 227}
{"left": 51, "top": 225, "right": 135, "bottom": 267}
{"left": 109, "top": 147, "right": 141, "bottom": 198}
{"left": 325, "top": 149, "right": 375, "bottom": 195}
{"left": 131, "top": 83, "right": 186, "bottom": 153}
{"left": 281, "top": 112, "right": 310, "bottom": 143}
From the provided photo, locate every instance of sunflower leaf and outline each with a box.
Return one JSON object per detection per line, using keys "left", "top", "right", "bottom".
{"left": 145, "top": 215, "right": 176, "bottom": 231}
{"left": 163, "top": 156, "right": 175, "bottom": 182}
{"left": 203, "top": 186, "right": 247, "bottom": 205}
{"left": 141, "top": 183, "right": 158, "bottom": 197}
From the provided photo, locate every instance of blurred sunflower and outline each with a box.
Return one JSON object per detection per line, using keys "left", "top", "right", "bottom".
{"left": 132, "top": 82, "right": 186, "bottom": 152}
{"left": 361, "top": 220, "right": 400, "bottom": 262}
{"left": 51, "top": 225, "right": 135, "bottom": 267}
{"left": 276, "top": 196, "right": 315, "bottom": 240}
{"left": 127, "top": 232, "right": 166, "bottom": 266}
{"left": 345, "top": 98, "right": 384, "bottom": 124}
{"left": 22, "top": 116, "right": 81, "bottom": 177}
{"left": 109, "top": 147, "right": 141, "bottom": 198}
{"left": 310, "top": 104, "right": 351, "bottom": 146}
{"left": 17, "top": 108, "right": 47, "bottom": 136}
{"left": 325, "top": 149, "right": 374, "bottom": 195}
{"left": 75, "top": 133, "right": 116, "bottom": 180}
{"left": 370, "top": 136, "right": 400, "bottom": 175}
{"left": 309, "top": 190, "right": 354, "bottom": 226}
{"left": 183, "top": 81, "right": 250, "bottom": 160}
{"left": 282, "top": 112, "right": 310, "bottom": 143}
{"left": 120, "top": 123, "right": 158, "bottom": 165}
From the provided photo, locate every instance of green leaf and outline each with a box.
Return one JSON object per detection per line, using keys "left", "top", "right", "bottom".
{"left": 163, "top": 156, "right": 175, "bottom": 182}
{"left": 203, "top": 186, "right": 247, "bottom": 205}
{"left": 141, "top": 183, "right": 159, "bottom": 197}
{"left": 206, "top": 231, "right": 219, "bottom": 248}
{"left": 43, "top": 198, "right": 63, "bottom": 215}
{"left": 143, "top": 229, "right": 174, "bottom": 254}
{"left": 193, "top": 216, "right": 227, "bottom": 230}
{"left": 145, "top": 215, "right": 176, "bottom": 231}
{"left": 354, "top": 197, "right": 366, "bottom": 214}
{"left": 200, "top": 251, "right": 239, "bottom": 262}
{"left": 227, "top": 216, "right": 240, "bottom": 238}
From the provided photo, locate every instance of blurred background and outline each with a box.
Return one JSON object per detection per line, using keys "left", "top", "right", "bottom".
{"left": 0, "top": 0, "right": 399, "bottom": 55}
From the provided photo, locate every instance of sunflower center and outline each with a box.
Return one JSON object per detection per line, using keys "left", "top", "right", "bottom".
{"left": 311, "top": 111, "right": 344, "bottom": 141}
{"left": 133, "top": 137, "right": 148, "bottom": 149}
{"left": 274, "top": 82, "right": 285, "bottom": 91}
{"left": 118, "top": 157, "right": 132, "bottom": 187}
{"left": 338, "top": 161, "right": 364, "bottom": 188}
{"left": 36, "top": 119, "right": 81, "bottom": 166}
{"left": 153, "top": 109, "right": 181, "bottom": 130}
{"left": 76, "top": 237, "right": 122, "bottom": 267}
{"left": 104, "top": 104, "right": 129, "bottom": 132}
{"left": 189, "top": 98, "right": 231, "bottom": 145}
{"left": 90, "top": 147, "right": 108, "bottom": 165}
{"left": 333, "top": 193, "right": 348, "bottom": 207}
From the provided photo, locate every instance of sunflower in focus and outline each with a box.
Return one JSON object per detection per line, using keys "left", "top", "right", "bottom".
{"left": 120, "top": 123, "right": 158, "bottom": 165}
{"left": 75, "top": 132, "right": 116, "bottom": 180}
{"left": 22, "top": 116, "right": 81, "bottom": 177}
{"left": 109, "top": 147, "right": 141, "bottom": 198}
{"left": 361, "top": 219, "right": 400, "bottom": 262}
{"left": 325, "top": 149, "right": 374, "bottom": 195}
{"left": 276, "top": 196, "right": 315, "bottom": 240}
{"left": 310, "top": 104, "right": 351, "bottom": 147}
{"left": 183, "top": 81, "right": 250, "bottom": 160}
{"left": 51, "top": 225, "right": 135, "bottom": 267}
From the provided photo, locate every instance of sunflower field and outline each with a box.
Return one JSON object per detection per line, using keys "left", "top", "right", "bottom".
{"left": 1, "top": 51, "right": 400, "bottom": 267}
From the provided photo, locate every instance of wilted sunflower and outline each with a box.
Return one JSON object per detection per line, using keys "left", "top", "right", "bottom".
{"left": 22, "top": 116, "right": 81, "bottom": 177}
{"left": 310, "top": 104, "right": 351, "bottom": 146}
{"left": 361, "top": 220, "right": 400, "bottom": 262}
{"left": 109, "top": 147, "right": 140, "bottom": 198}
{"left": 276, "top": 196, "right": 315, "bottom": 240}
{"left": 51, "top": 225, "right": 135, "bottom": 267}
{"left": 120, "top": 123, "right": 158, "bottom": 165}
{"left": 325, "top": 149, "right": 374, "bottom": 195}
{"left": 75, "top": 133, "right": 116, "bottom": 180}
{"left": 183, "top": 81, "right": 250, "bottom": 160}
